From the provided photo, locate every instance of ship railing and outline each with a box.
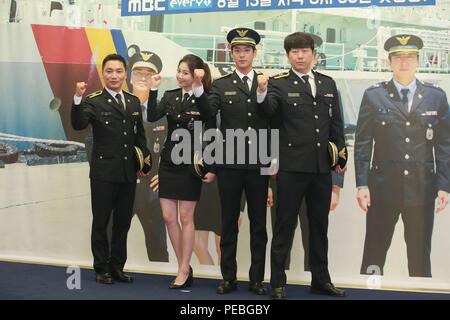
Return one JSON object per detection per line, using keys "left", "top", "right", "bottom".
{"left": 161, "top": 32, "right": 345, "bottom": 70}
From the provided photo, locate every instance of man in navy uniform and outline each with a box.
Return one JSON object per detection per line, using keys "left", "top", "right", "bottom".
{"left": 197, "top": 28, "right": 270, "bottom": 295}
{"left": 72, "top": 54, "right": 150, "bottom": 284}
{"left": 355, "top": 34, "right": 449, "bottom": 277}
{"left": 257, "top": 32, "right": 347, "bottom": 299}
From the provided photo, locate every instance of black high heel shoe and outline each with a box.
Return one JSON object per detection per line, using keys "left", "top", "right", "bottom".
{"left": 169, "top": 273, "right": 193, "bottom": 289}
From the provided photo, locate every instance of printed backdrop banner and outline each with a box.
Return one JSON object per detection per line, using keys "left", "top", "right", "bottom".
{"left": 0, "top": 10, "right": 449, "bottom": 293}
{"left": 121, "top": 0, "right": 435, "bottom": 16}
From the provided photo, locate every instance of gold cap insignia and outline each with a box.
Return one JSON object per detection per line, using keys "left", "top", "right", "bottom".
{"left": 396, "top": 36, "right": 411, "bottom": 46}
{"left": 236, "top": 29, "right": 248, "bottom": 37}
{"left": 140, "top": 52, "right": 153, "bottom": 61}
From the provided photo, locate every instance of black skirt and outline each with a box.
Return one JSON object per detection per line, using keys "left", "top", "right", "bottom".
{"left": 158, "top": 159, "right": 202, "bottom": 201}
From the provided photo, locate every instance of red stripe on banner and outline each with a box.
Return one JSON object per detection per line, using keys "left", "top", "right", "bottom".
{"left": 32, "top": 24, "right": 103, "bottom": 142}
{"left": 31, "top": 24, "right": 93, "bottom": 64}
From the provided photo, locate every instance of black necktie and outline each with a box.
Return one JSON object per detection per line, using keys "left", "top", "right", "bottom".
{"left": 116, "top": 93, "right": 125, "bottom": 110}
{"left": 242, "top": 76, "right": 250, "bottom": 92}
{"left": 302, "top": 75, "right": 313, "bottom": 96}
{"left": 401, "top": 88, "right": 409, "bottom": 106}
{"left": 183, "top": 92, "right": 190, "bottom": 103}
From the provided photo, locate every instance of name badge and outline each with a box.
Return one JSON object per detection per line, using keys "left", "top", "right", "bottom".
{"left": 421, "top": 111, "right": 438, "bottom": 116}
{"left": 224, "top": 91, "right": 237, "bottom": 96}
{"left": 324, "top": 93, "right": 334, "bottom": 98}
{"left": 288, "top": 93, "right": 300, "bottom": 97}
{"left": 132, "top": 112, "right": 140, "bottom": 116}
{"left": 153, "top": 142, "right": 160, "bottom": 153}
{"left": 153, "top": 125, "right": 165, "bottom": 132}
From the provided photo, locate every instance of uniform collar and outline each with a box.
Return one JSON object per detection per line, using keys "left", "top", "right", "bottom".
{"left": 235, "top": 69, "right": 254, "bottom": 82}
{"left": 392, "top": 78, "right": 416, "bottom": 97}
{"left": 291, "top": 68, "right": 314, "bottom": 82}
{"left": 105, "top": 87, "right": 124, "bottom": 99}
{"left": 182, "top": 88, "right": 193, "bottom": 97}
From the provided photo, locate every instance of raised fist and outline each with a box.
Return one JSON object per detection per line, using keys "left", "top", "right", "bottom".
{"left": 193, "top": 69, "right": 205, "bottom": 88}
{"left": 257, "top": 74, "right": 269, "bottom": 93}
{"left": 150, "top": 74, "right": 162, "bottom": 89}
{"left": 75, "top": 82, "right": 88, "bottom": 97}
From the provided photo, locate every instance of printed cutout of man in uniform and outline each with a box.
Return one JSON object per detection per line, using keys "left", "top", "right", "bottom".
{"left": 127, "top": 46, "right": 169, "bottom": 262}
{"left": 355, "top": 34, "right": 449, "bottom": 277}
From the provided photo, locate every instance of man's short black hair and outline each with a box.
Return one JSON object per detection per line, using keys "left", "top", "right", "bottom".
{"left": 102, "top": 53, "right": 127, "bottom": 71}
{"left": 284, "top": 32, "right": 315, "bottom": 54}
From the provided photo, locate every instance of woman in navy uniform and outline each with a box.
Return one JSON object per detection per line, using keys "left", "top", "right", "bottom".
{"left": 355, "top": 34, "right": 449, "bottom": 277}
{"left": 147, "top": 54, "right": 214, "bottom": 288}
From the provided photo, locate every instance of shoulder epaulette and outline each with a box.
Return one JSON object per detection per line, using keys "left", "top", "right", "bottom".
{"left": 123, "top": 90, "right": 139, "bottom": 99}
{"left": 87, "top": 90, "right": 102, "bottom": 99}
{"left": 421, "top": 81, "right": 444, "bottom": 92}
{"left": 215, "top": 73, "right": 232, "bottom": 81}
{"left": 367, "top": 82, "right": 385, "bottom": 90}
{"left": 272, "top": 72, "right": 289, "bottom": 80}
{"left": 314, "top": 71, "right": 332, "bottom": 80}
{"left": 166, "top": 87, "right": 181, "bottom": 92}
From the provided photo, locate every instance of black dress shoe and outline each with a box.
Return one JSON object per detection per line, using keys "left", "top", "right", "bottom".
{"left": 189, "top": 266, "right": 193, "bottom": 277}
{"left": 216, "top": 280, "right": 237, "bottom": 294}
{"left": 111, "top": 270, "right": 133, "bottom": 283}
{"left": 271, "top": 287, "right": 286, "bottom": 300}
{"left": 169, "top": 273, "right": 193, "bottom": 289}
{"left": 311, "top": 283, "right": 346, "bottom": 297}
{"left": 248, "top": 282, "right": 267, "bottom": 295}
{"left": 95, "top": 272, "right": 114, "bottom": 284}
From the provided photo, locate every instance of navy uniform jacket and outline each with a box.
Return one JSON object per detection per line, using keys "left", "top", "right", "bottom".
{"left": 258, "top": 69, "right": 345, "bottom": 173}
{"left": 71, "top": 89, "right": 150, "bottom": 183}
{"left": 147, "top": 88, "right": 209, "bottom": 163}
{"left": 355, "top": 80, "right": 450, "bottom": 207}
{"left": 197, "top": 71, "right": 270, "bottom": 169}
